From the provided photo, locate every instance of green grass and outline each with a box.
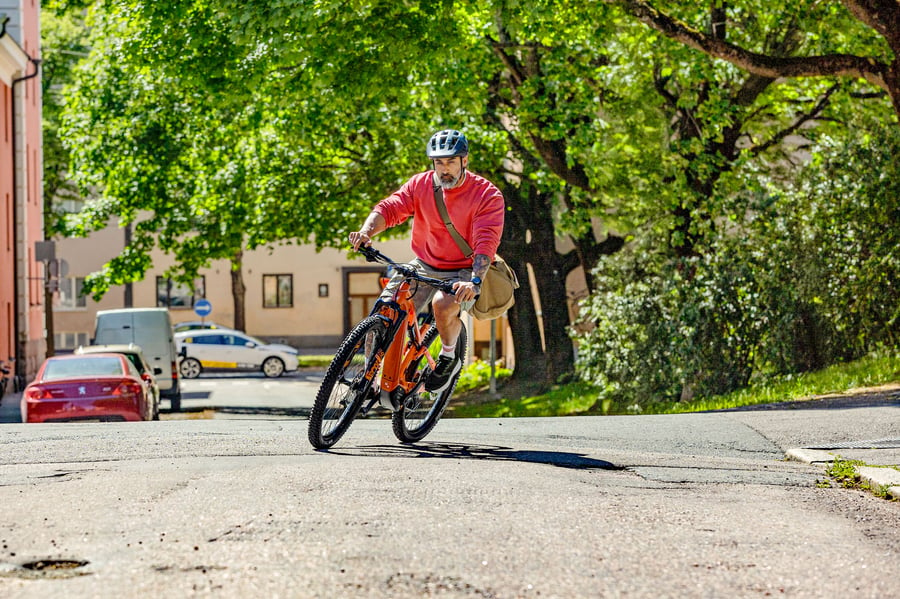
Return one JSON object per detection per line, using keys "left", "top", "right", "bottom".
{"left": 664, "top": 352, "right": 900, "bottom": 414}
{"left": 452, "top": 380, "right": 599, "bottom": 418}
{"left": 297, "top": 355, "right": 334, "bottom": 368}
{"left": 451, "top": 351, "right": 900, "bottom": 418}
{"left": 824, "top": 457, "right": 898, "bottom": 499}
{"left": 826, "top": 456, "right": 867, "bottom": 489}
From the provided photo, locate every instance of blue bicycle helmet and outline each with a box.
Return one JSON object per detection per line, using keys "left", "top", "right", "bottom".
{"left": 426, "top": 129, "right": 469, "bottom": 158}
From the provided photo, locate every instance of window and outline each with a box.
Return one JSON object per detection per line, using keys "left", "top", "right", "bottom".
{"left": 263, "top": 274, "right": 293, "bottom": 308}
{"left": 54, "top": 332, "right": 90, "bottom": 350}
{"left": 157, "top": 277, "right": 205, "bottom": 309}
{"left": 58, "top": 277, "right": 87, "bottom": 310}
{"left": 226, "top": 334, "right": 257, "bottom": 347}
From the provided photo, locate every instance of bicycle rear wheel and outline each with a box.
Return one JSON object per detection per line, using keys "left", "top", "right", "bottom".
{"left": 392, "top": 322, "right": 467, "bottom": 443}
{"left": 308, "top": 316, "right": 387, "bottom": 449}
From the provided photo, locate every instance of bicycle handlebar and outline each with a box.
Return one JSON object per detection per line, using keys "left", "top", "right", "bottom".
{"left": 357, "top": 245, "right": 456, "bottom": 295}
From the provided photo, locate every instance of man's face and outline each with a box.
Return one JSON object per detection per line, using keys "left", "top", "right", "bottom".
{"left": 433, "top": 156, "right": 468, "bottom": 189}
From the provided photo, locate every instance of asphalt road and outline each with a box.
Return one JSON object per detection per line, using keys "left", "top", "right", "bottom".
{"left": 0, "top": 375, "right": 897, "bottom": 598}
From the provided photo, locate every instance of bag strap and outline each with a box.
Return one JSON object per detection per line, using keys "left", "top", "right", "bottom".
{"left": 433, "top": 184, "right": 474, "bottom": 259}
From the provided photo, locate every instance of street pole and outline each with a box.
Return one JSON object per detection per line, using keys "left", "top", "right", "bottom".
{"left": 35, "top": 241, "right": 56, "bottom": 358}
{"left": 44, "top": 272, "right": 55, "bottom": 357}
{"left": 489, "top": 318, "right": 497, "bottom": 397}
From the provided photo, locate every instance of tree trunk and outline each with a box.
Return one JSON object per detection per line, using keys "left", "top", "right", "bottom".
{"left": 230, "top": 250, "right": 246, "bottom": 332}
{"left": 500, "top": 184, "right": 580, "bottom": 386}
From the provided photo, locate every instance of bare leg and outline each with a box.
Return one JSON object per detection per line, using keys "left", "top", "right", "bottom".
{"left": 432, "top": 291, "right": 462, "bottom": 349}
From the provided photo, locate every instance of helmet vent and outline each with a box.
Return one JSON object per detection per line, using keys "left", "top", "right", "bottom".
{"left": 426, "top": 129, "right": 468, "bottom": 158}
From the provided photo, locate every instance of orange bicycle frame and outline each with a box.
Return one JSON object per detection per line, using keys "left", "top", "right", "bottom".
{"left": 376, "top": 279, "right": 438, "bottom": 395}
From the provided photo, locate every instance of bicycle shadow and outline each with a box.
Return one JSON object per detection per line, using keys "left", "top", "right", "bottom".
{"left": 326, "top": 442, "right": 622, "bottom": 471}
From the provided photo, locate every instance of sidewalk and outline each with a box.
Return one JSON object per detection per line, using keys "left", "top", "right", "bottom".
{"left": 788, "top": 441, "right": 900, "bottom": 499}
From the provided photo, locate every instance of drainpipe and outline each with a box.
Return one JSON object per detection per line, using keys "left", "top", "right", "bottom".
{"left": 7, "top": 19, "right": 42, "bottom": 385}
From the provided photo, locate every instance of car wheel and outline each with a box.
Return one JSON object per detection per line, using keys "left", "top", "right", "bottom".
{"left": 180, "top": 358, "right": 202, "bottom": 379}
{"left": 262, "top": 357, "right": 285, "bottom": 378}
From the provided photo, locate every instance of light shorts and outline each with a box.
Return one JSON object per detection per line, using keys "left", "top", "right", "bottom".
{"left": 380, "top": 258, "right": 476, "bottom": 314}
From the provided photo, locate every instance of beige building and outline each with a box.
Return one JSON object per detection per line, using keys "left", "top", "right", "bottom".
{"left": 51, "top": 225, "right": 513, "bottom": 364}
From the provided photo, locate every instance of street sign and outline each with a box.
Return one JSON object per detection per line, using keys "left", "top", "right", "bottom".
{"left": 194, "top": 299, "right": 212, "bottom": 317}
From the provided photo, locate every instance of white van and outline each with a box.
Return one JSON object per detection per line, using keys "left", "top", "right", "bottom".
{"left": 93, "top": 308, "right": 182, "bottom": 411}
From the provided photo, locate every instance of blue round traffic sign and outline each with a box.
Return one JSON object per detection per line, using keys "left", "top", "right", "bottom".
{"left": 194, "top": 299, "right": 212, "bottom": 317}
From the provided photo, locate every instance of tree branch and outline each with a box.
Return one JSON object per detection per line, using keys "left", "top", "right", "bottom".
{"left": 842, "top": 0, "right": 900, "bottom": 46}
{"left": 609, "top": 0, "right": 890, "bottom": 92}
{"left": 750, "top": 83, "right": 841, "bottom": 156}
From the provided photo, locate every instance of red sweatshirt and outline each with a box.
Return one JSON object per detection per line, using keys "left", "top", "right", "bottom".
{"left": 374, "top": 171, "right": 505, "bottom": 270}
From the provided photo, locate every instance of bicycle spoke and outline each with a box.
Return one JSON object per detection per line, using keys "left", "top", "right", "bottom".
{"left": 308, "top": 317, "right": 387, "bottom": 449}
{"left": 392, "top": 323, "right": 466, "bottom": 443}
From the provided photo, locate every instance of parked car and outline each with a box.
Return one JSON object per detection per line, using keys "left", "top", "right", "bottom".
{"left": 75, "top": 344, "right": 161, "bottom": 420}
{"left": 175, "top": 330, "right": 300, "bottom": 378}
{"left": 21, "top": 353, "right": 156, "bottom": 423}
{"left": 172, "top": 320, "right": 230, "bottom": 333}
{"left": 93, "top": 308, "right": 182, "bottom": 411}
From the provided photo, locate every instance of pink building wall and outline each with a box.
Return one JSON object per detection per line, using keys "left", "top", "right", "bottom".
{"left": 0, "top": 82, "right": 13, "bottom": 369}
{"left": 0, "top": 1, "right": 44, "bottom": 385}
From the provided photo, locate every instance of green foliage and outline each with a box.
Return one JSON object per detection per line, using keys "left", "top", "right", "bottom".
{"left": 41, "top": 4, "right": 92, "bottom": 232}
{"left": 573, "top": 240, "right": 767, "bottom": 404}
{"left": 826, "top": 457, "right": 866, "bottom": 489}
{"left": 454, "top": 350, "right": 900, "bottom": 417}
{"left": 670, "top": 351, "right": 900, "bottom": 413}
{"left": 50, "top": 0, "right": 900, "bottom": 393}
{"left": 58, "top": 0, "right": 458, "bottom": 298}
{"left": 573, "top": 119, "right": 900, "bottom": 408}
{"left": 772, "top": 123, "right": 900, "bottom": 357}
{"left": 455, "top": 359, "right": 512, "bottom": 394}
{"left": 451, "top": 380, "right": 597, "bottom": 418}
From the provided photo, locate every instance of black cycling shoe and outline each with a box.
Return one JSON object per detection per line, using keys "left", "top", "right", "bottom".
{"left": 425, "top": 355, "right": 461, "bottom": 393}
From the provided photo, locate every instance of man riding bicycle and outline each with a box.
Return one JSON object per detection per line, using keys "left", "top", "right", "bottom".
{"left": 349, "top": 129, "right": 505, "bottom": 392}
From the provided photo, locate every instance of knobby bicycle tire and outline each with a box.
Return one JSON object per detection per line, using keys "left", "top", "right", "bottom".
{"left": 392, "top": 323, "right": 467, "bottom": 443}
{"left": 308, "top": 316, "right": 388, "bottom": 449}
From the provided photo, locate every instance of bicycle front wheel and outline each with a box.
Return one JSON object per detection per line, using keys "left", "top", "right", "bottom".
{"left": 392, "top": 322, "right": 467, "bottom": 443}
{"left": 308, "top": 316, "right": 387, "bottom": 449}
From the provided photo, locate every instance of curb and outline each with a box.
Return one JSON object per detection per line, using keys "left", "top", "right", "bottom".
{"left": 787, "top": 447, "right": 900, "bottom": 499}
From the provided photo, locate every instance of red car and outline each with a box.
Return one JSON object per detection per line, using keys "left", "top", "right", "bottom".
{"left": 21, "top": 353, "right": 156, "bottom": 423}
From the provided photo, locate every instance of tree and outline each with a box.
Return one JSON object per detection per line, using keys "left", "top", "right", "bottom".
{"left": 61, "top": 1, "right": 438, "bottom": 328}
{"left": 571, "top": 1, "right": 899, "bottom": 403}
{"left": 60, "top": 0, "right": 891, "bottom": 397}
{"left": 41, "top": 3, "right": 91, "bottom": 231}
{"left": 608, "top": 0, "right": 900, "bottom": 121}
{"left": 61, "top": 0, "right": 628, "bottom": 386}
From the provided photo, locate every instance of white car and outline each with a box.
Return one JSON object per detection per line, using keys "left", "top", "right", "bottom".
{"left": 175, "top": 330, "right": 300, "bottom": 378}
{"left": 172, "top": 320, "right": 231, "bottom": 333}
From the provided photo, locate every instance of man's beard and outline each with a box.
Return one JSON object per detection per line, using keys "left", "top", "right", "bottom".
{"left": 435, "top": 170, "right": 465, "bottom": 189}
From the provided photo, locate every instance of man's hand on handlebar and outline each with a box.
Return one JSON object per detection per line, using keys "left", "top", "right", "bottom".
{"left": 348, "top": 231, "right": 372, "bottom": 252}
{"left": 350, "top": 212, "right": 387, "bottom": 251}
{"left": 452, "top": 280, "right": 480, "bottom": 304}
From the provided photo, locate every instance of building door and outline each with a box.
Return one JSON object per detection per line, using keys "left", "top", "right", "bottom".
{"left": 344, "top": 269, "right": 385, "bottom": 333}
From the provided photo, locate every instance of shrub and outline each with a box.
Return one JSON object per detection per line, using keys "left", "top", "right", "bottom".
{"left": 573, "top": 121, "right": 900, "bottom": 408}
{"left": 456, "top": 359, "right": 512, "bottom": 393}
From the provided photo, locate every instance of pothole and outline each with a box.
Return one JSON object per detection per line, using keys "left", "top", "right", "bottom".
{"left": 22, "top": 559, "right": 90, "bottom": 571}
{"left": 0, "top": 559, "right": 91, "bottom": 580}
